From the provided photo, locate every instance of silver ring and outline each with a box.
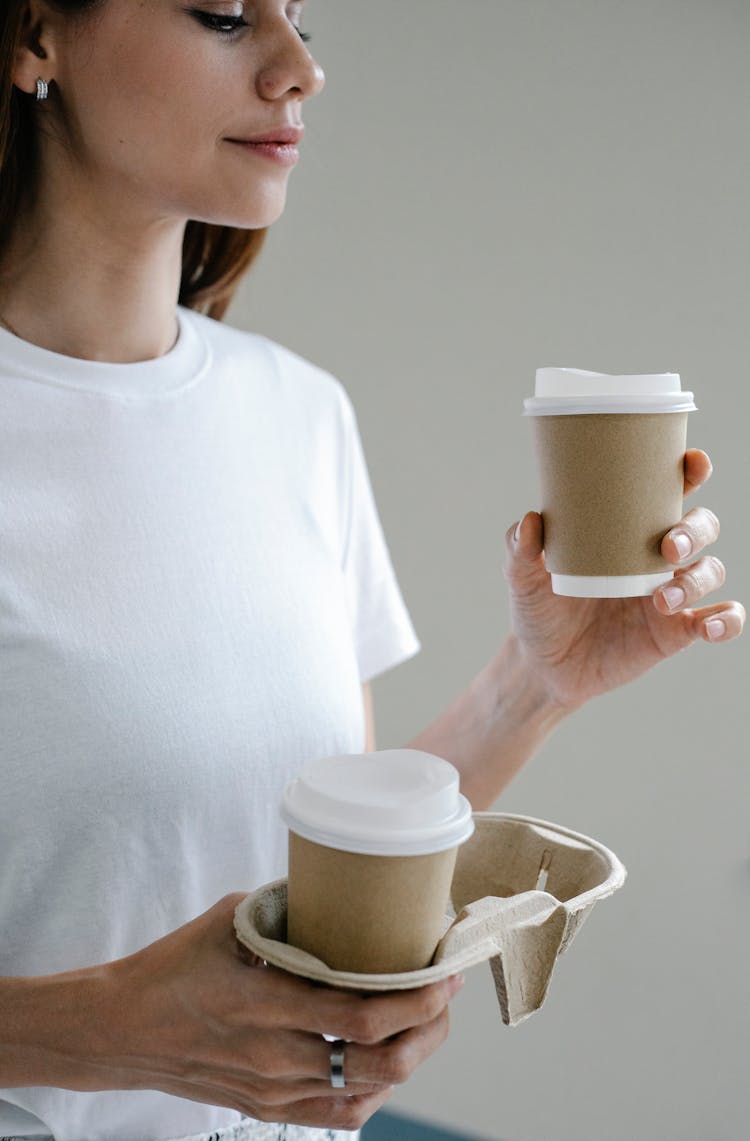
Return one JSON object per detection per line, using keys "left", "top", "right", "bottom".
{"left": 329, "top": 1039, "right": 346, "bottom": 1089}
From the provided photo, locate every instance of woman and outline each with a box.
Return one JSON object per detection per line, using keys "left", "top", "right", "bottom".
{"left": 0, "top": 2, "right": 744, "bottom": 1140}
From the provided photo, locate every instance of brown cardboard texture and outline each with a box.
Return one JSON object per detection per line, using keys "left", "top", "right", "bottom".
{"left": 532, "top": 412, "right": 687, "bottom": 575}
{"left": 287, "top": 832, "right": 458, "bottom": 973}
{"left": 234, "top": 813, "right": 626, "bottom": 1027}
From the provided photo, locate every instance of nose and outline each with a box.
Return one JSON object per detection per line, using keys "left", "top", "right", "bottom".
{"left": 255, "top": 20, "right": 325, "bottom": 103}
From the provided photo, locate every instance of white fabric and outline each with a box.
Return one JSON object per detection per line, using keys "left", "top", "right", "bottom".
{"left": 0, "top": 1126, "right": 357, "bottom": 1141}
{"left": 169, "top": 1120, "right": 356, "bottom": 1141}
{"left": 0, "top": 308, "right": 419, "bottom": 1141}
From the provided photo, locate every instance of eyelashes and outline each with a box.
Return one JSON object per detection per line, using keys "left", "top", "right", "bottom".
{"left": 190, "top": 10, "right": 312, "bottom": 42}
{"left": 193, "top": 11, "right": 249, "bottom": 35}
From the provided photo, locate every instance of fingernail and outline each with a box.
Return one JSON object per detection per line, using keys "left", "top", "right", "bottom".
{"left": 448, "top": 974, "right": 465, "bottom": 993}
{"left": 514, "top": 521, "right": 522, "bottom": 543}
{"left": 662, "top": 584, "right": 686, "bottom": 612}
{"left": 706, "top": 618, "right": 725, "bottom": 641}
{"left": 671, "top": 531, "right": 692, "bottom": 560}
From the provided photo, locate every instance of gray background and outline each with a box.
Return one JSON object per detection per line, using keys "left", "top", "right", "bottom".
{"left": 229, "top": 3, "right": 749, "bottom": 1139}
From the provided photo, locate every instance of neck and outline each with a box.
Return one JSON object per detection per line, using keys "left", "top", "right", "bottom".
{"left": 0, "top": 194, "right": 187, "bottom": 365}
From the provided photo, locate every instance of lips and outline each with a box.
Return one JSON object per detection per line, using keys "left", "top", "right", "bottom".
{"left": 228, "top": 126, "right": 304, "bottom": 145}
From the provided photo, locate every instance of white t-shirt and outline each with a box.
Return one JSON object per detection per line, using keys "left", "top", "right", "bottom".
{"left": 0, "top": 307, "right": 420, "bottom": 1141}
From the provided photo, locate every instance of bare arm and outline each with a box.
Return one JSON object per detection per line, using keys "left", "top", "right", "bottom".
{"left": 0, "top": 896, "right": 462, "bottom": 1129}
{"left": 405, "top": 636, "right": 565, "bottom": 810}
{"left": 362, "top": 658, "right": 560, "bottom": 813}
{"left": 0, "top": 966, "right": 119, "bottom": 1090}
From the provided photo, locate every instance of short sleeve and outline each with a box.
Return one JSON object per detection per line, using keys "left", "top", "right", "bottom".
{"left": 338, "top": 391, "right": 421, "bottom": 683}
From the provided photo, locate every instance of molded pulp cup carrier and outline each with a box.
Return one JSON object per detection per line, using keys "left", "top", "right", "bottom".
{"left": 524, "top": 367, "right": 697, "bottom": 598}
{"left": 234, "top": 815, "right": 627, "bottom": 1027}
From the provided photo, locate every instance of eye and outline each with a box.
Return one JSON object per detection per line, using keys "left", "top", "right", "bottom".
{"left": 287, "top": 0, "right": 312, "bottom": 42}
{"left": 190, "top": 10, "right": 311, "bottom": 42}
{"left": 190, "top": 10, "right": 249, "bottom": 37}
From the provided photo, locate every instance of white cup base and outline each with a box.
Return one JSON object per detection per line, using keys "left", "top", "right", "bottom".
{"left": 551, "top": 571, "right": 674, "bottom": 598}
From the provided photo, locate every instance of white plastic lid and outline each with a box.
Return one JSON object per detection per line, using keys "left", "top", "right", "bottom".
{"left": 523, "top": 367, "right": 696, "bottom": 416}
{"left": 280, "top": 749, "right": 475, "bottom": 856}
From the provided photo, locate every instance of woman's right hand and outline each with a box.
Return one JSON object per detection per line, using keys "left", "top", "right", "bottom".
{"left": 101, "top": 893, "right": 462, "bottom": 1131}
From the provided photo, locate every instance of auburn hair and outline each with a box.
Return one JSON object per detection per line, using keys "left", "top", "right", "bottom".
{"left": 0, "top": 0, "right": 267, "bottom": 322}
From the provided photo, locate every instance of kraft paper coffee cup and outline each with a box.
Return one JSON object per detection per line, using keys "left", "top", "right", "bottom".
{"left": 523, "top": 367, "right": 697, "bottom": 597}
{"left": 280, "top": 749, "right": 475, "bottom": 973}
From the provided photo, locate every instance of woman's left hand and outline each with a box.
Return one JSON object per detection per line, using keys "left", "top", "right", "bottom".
{"left": 505, "top": 449, "right": 745, "bottom": 712}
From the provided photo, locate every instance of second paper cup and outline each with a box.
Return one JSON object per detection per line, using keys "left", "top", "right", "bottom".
{"left": 524, "top": 367, "right": 696, "bottom": 598}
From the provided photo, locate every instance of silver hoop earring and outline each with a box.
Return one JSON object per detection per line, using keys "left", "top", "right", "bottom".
{"left": 36, "top": 78, "right": 49, "bottom": 101}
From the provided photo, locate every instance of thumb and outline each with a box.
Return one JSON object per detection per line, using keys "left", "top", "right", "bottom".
{"left": 504, "top": 511, "right": 548, "bottom": 593}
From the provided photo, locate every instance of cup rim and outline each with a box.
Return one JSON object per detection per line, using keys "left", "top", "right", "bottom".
{"left": 283, "top": 797, "right": 476, "bottom": 856}
{"left": 523, "top": 393, "right": 696, "bottom": 416}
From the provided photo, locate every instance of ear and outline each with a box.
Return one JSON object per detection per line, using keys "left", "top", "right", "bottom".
{"left": 12, "top": 0, "right": 59, "bottom": 97}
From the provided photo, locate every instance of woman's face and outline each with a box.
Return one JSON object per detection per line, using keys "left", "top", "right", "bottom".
{"left": 30, "top": 0, "right": 325, "bottom": 229}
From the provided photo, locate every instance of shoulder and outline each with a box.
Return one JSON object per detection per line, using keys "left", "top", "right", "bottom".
{"left": 183, "top": 307, "right": 355, "bottom": 426}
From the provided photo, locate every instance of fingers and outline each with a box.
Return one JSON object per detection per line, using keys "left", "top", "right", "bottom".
{"left": 342, "top": 1003, "right": 451, "bottom": 1086}
{"left": 685, "top": 601, "right": 746, "bottom": 643}
{"left": 265, "top": 1087, "right": 395, "bottom": 1132}
{"left": 263, "top": 971, "right": 463, "bottom": 1044}
{"left": 253, "top": 1003, "right": 451, "bottom": 1096}
{"left": 653, "top": 573, "right": 745, "bottom": 642}
{"left": 187, "top": 1000, "right": 453, "bottom": 1115}
{"left": 505, "top": 511, "right": 543, "bottom": 561}
{"left": 654, "top": 556, "right": 725, "bottom": 615}
{"left": 661, "top": 506, "right": 720, "bottom": 566}
{"left": 338, "top": 976, "right": 461, "bottom": 1047}
{"left": 683, "top": 448, "right": 712, "bottom": 496}
{"left": 504, "top": 511, "right": 548, "bottom": 595}
{"left": 211, "top": 1001, "right": 452, "bottom": 1129}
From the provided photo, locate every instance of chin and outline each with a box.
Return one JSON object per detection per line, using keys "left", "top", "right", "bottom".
{"left": 193, "top": 208, "right": 286, "bottom": 231}
{"left": 193, "top": 188, "right": 289, "bottom": 231}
